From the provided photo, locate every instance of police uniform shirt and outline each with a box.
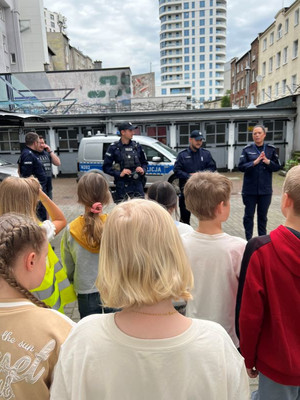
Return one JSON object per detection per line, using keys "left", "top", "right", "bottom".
{"left": 19, "top": 146, "right": 47, "bottom": 190}
{"left": 238, "top": 143, "right": 281, "bottom": 195}
{"left": 174, "top": 147, "right": 216, "bottom": 183}
{"left": 103, "top": 139, "right": 148, "bottom": 180}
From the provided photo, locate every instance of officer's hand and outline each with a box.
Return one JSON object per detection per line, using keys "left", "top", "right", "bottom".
{"left": 120, "top": 168, "right": 132, "bottom": 177}
{"left": 253, "top": 153, "right": 263, "bottom": 166}
{"left": 261, "top": 152, "right": 270, "bottom": 165}
{"left": 44, "top": 144, "right": 51, "bottom": 152}
{"left": 135, "top": 166, "right": 144, "bottom": 175}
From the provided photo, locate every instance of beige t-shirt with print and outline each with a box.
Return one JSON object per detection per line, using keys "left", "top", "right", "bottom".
{"left": 0, "top": 299, "right": 75, "bottom": 400}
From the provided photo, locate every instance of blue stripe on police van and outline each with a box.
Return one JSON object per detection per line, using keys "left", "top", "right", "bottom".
{"left": 79, "top": 163, "right": 174, "bottom": 175}
{"left": 79, "top": 163, "right": 103, "bottom": 172}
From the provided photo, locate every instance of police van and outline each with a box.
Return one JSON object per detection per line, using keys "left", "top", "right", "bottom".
{"left": 77, "top": 134, "right": 178, "bottom": 188}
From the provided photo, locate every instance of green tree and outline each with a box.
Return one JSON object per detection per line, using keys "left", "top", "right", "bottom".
{"left": 221, "top": 90, "right": 231, "bottom": 108}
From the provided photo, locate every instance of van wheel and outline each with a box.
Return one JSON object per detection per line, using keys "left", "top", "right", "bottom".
{"left": 169, "top": 175, "right": 180, "bottom": 195}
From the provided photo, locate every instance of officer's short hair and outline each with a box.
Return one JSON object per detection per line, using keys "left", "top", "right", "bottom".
{"left": 96, "top": 199, "right": 193, "bottom": 308}
{"left": 184, "top": 171, "right": 232, "bottom": 221}
{"left": 25, "top": 132, "right": 39, "bottom": 146}
{"left": 283, "top": 165, "right": 300, "bottom": 216}
{"left": 253, "top": 125, "right": 266, "bottom": 133}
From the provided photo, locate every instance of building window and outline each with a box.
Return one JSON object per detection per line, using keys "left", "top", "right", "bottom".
{"left": 50, "top": 14, "right": 54, "bottom": 20}
{"left": 200, "top": 55, "right": 205, "bottom": 61}
{"left": 262, "top": 89, "right": 265, "bottom": 102}
{"left": 51, "top": 22, "right": 55, "bottom": 28}
{"left": 252, "top": 70, "right": 255, "bottom": 83}
{"left": 291, "top": 74, "right": 297, "bottom": 92}
{"left": 58, "top": 128, "right": 78, "bottom": 150}
{"left": 276, "top": 52, "right": 281, "bottom": 68}
{"left": 184, "top": 2, "right": 189, "bottom": 9}
{"left": 199, "top": 46, "right": 205, "bottom": 52}
{"left": 2, "top": 34, "right": 7, "bottom": 52}
{"left": 199, "top": 19, "right": 205, "bottom": 26}
{"left": 10, "top": 53, "right": 16, "bottom": 64}
{"left": 263, "top": 38, "right": 267, "bottom": 51}
{"left": 199, "top": 28, "right": 205, "bottom": 34}
{"left": 293, "top": 39, "right": 298, "bottom": 58}
{"left": 277, "top": 23, "right": 282, "bottom": 40}
{"left": 282, "top": 79, "right": 286, "bottom": 94}
{"left": 269, "top": 57, "right": 273, "bottom": 73}
{"left": 0, "top": 7, "right": 5, "bottom": 21}
{"left": 0, "top": 129, "right": 20, "bottom": 152}
{"left": 200, "top": 1, "right": 205, "bottom": 7}
{"left": 267, "top": 86, "right": 272, "bottom": 99}
{"left": 184, "top": 21, "right": 189, "bottom": 27}
{"left": 200, "top": 10, "right": 205, "bottom": 16}
{"left": 200, "top": 37, "right": 205, "bottom": 43}
{"left": 285, "top": 18, "right": 289, "bottom": 33}
{"left": 283, "top": 46, "right": 288, "bottom": 64}
{"left": 295, "top": 8, "right": 299, "bottom": 26}
{"left": 262, "top": 61, "right": 266, "bottom": 77}
{"left": 270, "top": 32, "right": 274, "bottom": 45}
{"left": 275, "top": 82, "right": 279, "bottom": 97}
{"left": 161, "top": 89, "right": 167, "bottom": 95}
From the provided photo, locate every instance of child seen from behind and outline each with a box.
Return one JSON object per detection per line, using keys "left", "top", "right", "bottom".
{"left": 182, "top": 171, "right": 247, "bottom": 347}
{"left": 61, "top": 171, "right": 113, "bottom": 319}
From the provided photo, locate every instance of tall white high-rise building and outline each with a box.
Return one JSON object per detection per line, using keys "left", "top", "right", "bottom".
{"left": 159, "top": 0, "right": 226, "bottom": 107}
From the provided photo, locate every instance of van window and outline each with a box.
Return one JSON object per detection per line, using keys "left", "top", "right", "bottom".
{"left": 103, "top": 142, "right": 111, "bottom": 158}
{"left": 141, "top": 145, "right": 170, "bottom": 162}
{"left": 84, "top": 143, "right": 102, "bottom": 161}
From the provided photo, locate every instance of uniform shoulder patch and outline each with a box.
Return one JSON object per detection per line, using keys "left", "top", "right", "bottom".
{"left": 266, "top": 143, "right": 275, "bottom": 148}
{"left": 244, "top": 144, "right": 252, "bottom": 149}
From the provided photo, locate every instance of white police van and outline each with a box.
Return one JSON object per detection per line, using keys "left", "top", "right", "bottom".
{"left": 77, "top": 134, "right": 178, "bottom": 188}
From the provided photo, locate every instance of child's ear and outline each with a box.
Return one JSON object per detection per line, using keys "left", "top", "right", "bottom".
{"left": 25, "top": 252, "right": 36, "bottom": 272}
{"left": 282, "top": 192, "right": 292, "bottom": 209}
{"left": 215, "top": 202, "right": 223, "bottom": 215}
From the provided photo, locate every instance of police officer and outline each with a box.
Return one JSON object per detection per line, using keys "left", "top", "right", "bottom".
{"left": 18, "top": 132, "right": 48, "bottom": 220}
{"left": 174, "top": 130, "right": 216, "bottom": 224}
{"left": 238, "top": 124, "right": 281, "bottom": 240}
{"left": 103, "top": 122, "right": 148, "bottom": 202}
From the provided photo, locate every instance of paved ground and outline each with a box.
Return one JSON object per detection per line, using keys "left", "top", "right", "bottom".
{"left": 51, "top": 171, "right": 286, "bottom": 396}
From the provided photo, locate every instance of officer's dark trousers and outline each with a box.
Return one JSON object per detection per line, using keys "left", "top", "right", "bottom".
{"left": 115, "top": 179, "right": 144, "bottom": 203}
{"left": 179, "top": 192, "right": 191, "bottom": 225}
{"left": 242, "top": 194, "right": 272, "bottom": 241}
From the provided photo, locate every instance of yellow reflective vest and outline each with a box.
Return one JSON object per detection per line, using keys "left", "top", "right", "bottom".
{"left": 31, "top": 243, "right": 77, "bottom": 313}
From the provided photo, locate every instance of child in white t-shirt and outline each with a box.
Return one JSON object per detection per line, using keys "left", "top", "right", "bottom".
{"left": 182, "top": 171, "right": 247, "bottom": 347}
{"left": 50, "top": 199, "right": 249, "bottom": 400}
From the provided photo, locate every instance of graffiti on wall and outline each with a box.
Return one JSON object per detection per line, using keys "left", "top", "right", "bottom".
{"left": 0, "top": 68, "right": 132, "bottom": 114}
{"left": 132, "top": 72, "right": 155, "bottom": 98}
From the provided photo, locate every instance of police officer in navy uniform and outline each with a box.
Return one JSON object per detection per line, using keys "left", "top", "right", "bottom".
{"left": 238, "top": 124, "right": 281, "bottom": 240}
{"left": 103, "top": 122, "right": 148, "bottom": 202}
{"left": 18, "top": 131, "right": 48, "bottom": 220}
{"left": 174, "top": 130, "right": 216, "bottom": 224}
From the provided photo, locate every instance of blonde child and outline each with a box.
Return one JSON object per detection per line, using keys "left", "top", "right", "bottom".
{"left": 0, "top": 176, "right": 76, "bottom": 312}
{"left": 0, "top": 213, "right": 74, "bottom": 400}
{"left": 147, "top": 181, "right": 193, "bottom": 235}
{"left": 61, "top": 171, "right": 112, "bottom": 318}
{"left": 51, "top": 199, "right": 249, "bottom": 400}
{"left": 182, "top": 171, "right": 247, "bottom": 347}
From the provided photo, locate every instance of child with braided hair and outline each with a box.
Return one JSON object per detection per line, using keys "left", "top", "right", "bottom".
{"left": 0, "top": 176, "right": 76, "bottom": 312}
{"left": 0, "top": 213, "right": 74, "bottom": 400}
{"left": 60, "top": 171, "right": 114, "bottom": 318}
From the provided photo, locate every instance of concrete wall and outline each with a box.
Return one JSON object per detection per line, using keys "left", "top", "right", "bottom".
{"left": 1, "top": 68, "right": 132, "bottom": 113}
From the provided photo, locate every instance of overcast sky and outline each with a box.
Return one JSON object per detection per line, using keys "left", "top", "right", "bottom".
{"left": 43, "top": 0, "right": 294, "bottom": 80}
